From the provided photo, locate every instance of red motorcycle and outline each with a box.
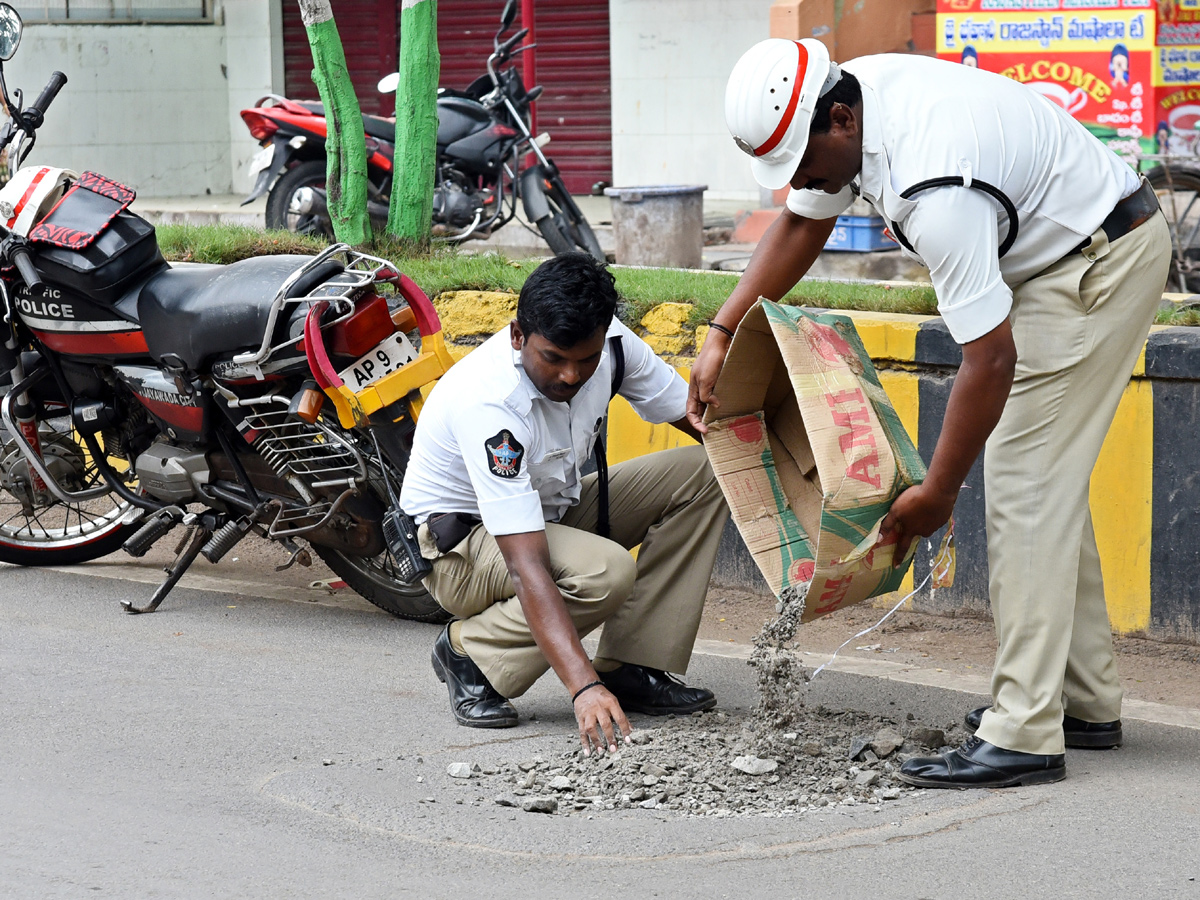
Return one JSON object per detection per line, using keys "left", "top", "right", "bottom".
{"left": 0, "top": 3, "right": 452, "bottom": 620}
{"left": 239, "top": 0, "right": 603, "bottom": 259}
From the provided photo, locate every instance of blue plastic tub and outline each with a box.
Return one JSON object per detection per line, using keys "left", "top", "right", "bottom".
{"left": 823, "top": 215, "right": 896, "bottom": 252}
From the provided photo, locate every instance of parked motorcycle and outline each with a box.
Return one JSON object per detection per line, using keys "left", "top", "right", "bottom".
{"left": 240, "top": 0, "right": 604, "bottom": 261}
{"left": 0, "top": 3, "right": 452, "bottom": 621}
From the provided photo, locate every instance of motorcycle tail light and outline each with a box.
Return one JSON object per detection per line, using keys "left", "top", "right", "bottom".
{"left": 241, "top": 110, "right": 279, "bottom": 142}
{"left": 326, "top": 294, "right": 396, "bottom": 358}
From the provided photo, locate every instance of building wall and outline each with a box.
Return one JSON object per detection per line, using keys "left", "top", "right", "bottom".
{"left": 608, "top": 0, "right": 769, "bottom": 204}
{"left": 224, "top": 0, "right": 284, "bottom": 196}
{"left": 4, "top": 1, "right": 278, "bottom": 197}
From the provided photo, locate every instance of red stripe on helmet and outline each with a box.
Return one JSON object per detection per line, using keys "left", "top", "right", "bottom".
{"left": 754, "top": 41, "right": 808, "bottom": 158}
{"left": 6, "top": 167, "right": 49, "bottom": 229}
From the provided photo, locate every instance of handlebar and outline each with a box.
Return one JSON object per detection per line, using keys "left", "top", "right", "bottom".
{"left": 30, "top": 71, "right": 67, "bottom": 120}
{"left": 9, "top": 244, "right": 43, "bottom": 292}
{"left": 496, "top": 27, "right": 529, "bottom": 60}
{"left": 0, "top": 71, "right": 67, "bottom": 154}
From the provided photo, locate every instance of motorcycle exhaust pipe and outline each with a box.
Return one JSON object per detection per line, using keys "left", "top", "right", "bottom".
{"left": 290, "top": 186, "right": 327, "bottom": 217}
{"left": 291, "top": 187, "right": 391, "bottom": 223}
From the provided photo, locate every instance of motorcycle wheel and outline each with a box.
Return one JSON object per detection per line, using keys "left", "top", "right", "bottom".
{"left": 312, "top": 542, "right": 450, "bottom": 624}
{"left": 309, "top": 456, "right": 447, "bottom": 624}
{"left": 1146, "top": 163, "right": 1200, "bottom": 293}
{"left": 265, "top": 160, "right": 335, "bottom": 237}
{"left": 535, "top": 174, "right": 606, "bottom": 262}
{"left": 0, "top": 427, "right": 141, "bottom": 567}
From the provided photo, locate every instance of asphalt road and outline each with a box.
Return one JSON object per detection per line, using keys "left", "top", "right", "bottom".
{"left": 3, "top": 563, "right": 1199, "bottom": 899}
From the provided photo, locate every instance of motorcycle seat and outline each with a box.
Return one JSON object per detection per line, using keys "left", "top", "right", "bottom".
{"left": 299, "top": 101, "right": 396, "bottom": 142}
{"left": 363, "top": 114, "right": 397, "bottom": 142}
{"left": 138, "top": 255, "right": 322, "bottom": 371}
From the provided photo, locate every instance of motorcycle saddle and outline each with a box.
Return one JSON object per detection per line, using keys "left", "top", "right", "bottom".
{"left": 299, "top": 101, "right": 396, "bottom": 141}
{"left": 138, "top": 254, "right": 337, "bottom": 371}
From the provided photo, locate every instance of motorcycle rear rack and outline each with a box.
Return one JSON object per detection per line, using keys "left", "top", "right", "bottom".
{"left": 231, "top": 243, "right": 399, "bottom": 380}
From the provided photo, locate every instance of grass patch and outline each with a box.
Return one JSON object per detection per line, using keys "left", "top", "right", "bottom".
{"left": 155, "top": 224, "right": 940, "bottom": 323}
{"left": 155, "top": 224, "right": 324, "bottom": 263}
{"left": 1157, "top": 305, "right": 1200, "bottom": 326}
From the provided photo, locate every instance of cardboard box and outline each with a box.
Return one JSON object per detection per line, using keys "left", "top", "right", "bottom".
{"left": 770, "top": 0, "right": 836, "bottom": 54}
{"left": 703, "top": 301, "right": 926, "bottom": 621}
{"left": 771, "top": 0, "right": 933, "bottom": 61}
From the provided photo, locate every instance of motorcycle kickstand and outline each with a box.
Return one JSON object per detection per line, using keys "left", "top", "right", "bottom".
{"left": 121, "top": 516, "right": 216, "bottom": 615}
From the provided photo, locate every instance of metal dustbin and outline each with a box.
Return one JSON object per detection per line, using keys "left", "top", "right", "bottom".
{"left": 603, "top": 184, "right": 707, "bottom": 269}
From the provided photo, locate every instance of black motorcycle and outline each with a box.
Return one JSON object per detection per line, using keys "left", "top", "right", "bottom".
{"left": 240, "top": 0, "right": 604, "bottom": 260}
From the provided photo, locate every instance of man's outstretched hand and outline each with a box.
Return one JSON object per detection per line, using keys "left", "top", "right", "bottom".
{"left": 574, "top": 685, "right": 631, "bottom": 756}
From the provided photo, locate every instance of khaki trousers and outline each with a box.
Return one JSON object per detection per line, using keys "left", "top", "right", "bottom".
{"left": 421, "top": 444, "right": 730, "bottom": 698}
{"left": 975, "top": 212, "right": 1171, "bottom": 755}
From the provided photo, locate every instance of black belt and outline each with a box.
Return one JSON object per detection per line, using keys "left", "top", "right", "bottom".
{"left": 1073, "top": 178, "right": 1159, "bottom": 255}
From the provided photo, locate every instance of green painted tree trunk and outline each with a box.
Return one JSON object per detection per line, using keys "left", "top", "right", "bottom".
{"left": 299, "top": 0, "right": 372, "bottom": 245}
{"left": 387, "top": 0, "right": 440, "bottom": 247}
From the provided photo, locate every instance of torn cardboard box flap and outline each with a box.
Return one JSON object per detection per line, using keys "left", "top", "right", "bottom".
{"left": 703, "top": 300, "right": 927, "bottom": 622}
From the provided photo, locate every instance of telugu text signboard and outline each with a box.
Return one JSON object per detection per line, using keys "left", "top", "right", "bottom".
{"left": 936, "top": 3, "right": 1163, "bottom": 158}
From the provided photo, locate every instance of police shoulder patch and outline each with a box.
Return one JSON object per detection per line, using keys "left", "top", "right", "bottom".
{"left": 484, "top": 429, "right": 525, "bottom": 479}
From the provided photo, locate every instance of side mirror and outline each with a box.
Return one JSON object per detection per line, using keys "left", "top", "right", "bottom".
{"left": 500, "top": 0, "right": 516, "bottom": 33}
{"left": 0, "top": 3, "right": 23, "bottom": 62}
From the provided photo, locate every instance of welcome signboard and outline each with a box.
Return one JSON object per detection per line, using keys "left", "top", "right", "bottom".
{"left": 935, "top": 0, "right": 1200, "bottom": 163}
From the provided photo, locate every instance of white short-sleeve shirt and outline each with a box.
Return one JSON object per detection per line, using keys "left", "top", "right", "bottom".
{"left": 398, "top": 319, "right": 687, "bottom": 536}
{"left": 785, "top": 54, "right": 1140, "bottom": 344}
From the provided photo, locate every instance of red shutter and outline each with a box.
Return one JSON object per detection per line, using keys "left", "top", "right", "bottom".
{"left": 282, "top": 1, "right": 398, "bottom": 118}
{"left": 281, "top": 1, "right": 613, "bottom": 193}
{"left": 531, "top": 0, "right": 611, "bottom": 195}
{"left": 437, "top": 0, "right": 498, "bottom": 94}
{"left": 438, "top": 0, "right": 611, "bottom": 195}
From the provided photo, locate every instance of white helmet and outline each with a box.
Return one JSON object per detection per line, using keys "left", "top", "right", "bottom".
{"left": 0, "top": 165, "right": 76, "bottom": 235}
{"left": 725, "top": 38, "right": 841, "bottom": 191}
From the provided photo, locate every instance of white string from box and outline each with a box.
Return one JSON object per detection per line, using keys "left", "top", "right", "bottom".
{"left": 811, "top": 532, "right": 954, "bottom": 679}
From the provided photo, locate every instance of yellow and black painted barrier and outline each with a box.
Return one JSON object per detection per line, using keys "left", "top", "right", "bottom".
{"left": 433, "top": 294, "right": 1196, "bottom": 642}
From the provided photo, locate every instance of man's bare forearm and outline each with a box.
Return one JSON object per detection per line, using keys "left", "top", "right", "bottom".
{"left": 882, "top": 320, "right": 1018, "bottom": 558}
{"left": 925, "top": 321, "right": 1017, "bottom": 501}
{"left": 710, "top": 211, "right": 838, "bottom": 331}
{"left": 494, "top": 531, "right": 598, "bottom": 694}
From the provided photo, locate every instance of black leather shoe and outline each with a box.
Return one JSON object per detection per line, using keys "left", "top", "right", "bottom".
{"left": 965, "top": 705, "right": 1122, "bottom": 749}
{"left": 598, "top": 664, "right": 716, "bottom": 715}
{"left": 430, "top": 626, "right": 518, "bottom": 728}
{"left": 899, "top": 735, "right": 1066, "bottom": 789}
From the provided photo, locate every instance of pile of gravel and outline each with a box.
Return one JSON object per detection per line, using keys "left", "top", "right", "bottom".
{"left": 443, "top": 594, "right": 957, "bottom": 817}
{"left": 447, "top": 705, "right": 950, "bottom": 817}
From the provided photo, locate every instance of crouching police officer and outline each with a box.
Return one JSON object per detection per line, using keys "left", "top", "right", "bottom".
{"left": 399, "top": 253, "right": 730, "bottom": 755}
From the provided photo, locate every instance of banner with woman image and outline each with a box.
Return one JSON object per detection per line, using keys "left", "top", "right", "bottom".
{"left": 936, "top": 3, "right": 1160, "bottom": 160}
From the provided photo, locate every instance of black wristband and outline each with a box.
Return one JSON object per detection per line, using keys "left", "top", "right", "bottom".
{"left": 572, "top": 680, "right": 604, "bottom": 703}
{"left": 707, "top": 320, "right": 735, "bottom": 339}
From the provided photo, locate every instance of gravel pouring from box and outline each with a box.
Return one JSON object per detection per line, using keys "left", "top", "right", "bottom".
{"left": 703, "top": 300, "right": 927, "bottom": 621}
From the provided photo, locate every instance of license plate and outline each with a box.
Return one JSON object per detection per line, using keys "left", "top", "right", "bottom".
{"left": 338, "top": 331, "right": 419, "bottom": 390}
{"left": 248, "top": 144, "right": 274, "bottom": 180}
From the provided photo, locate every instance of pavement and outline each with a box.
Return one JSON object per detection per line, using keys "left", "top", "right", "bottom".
{"left": 4, "top": 559, "right": 1199, "bottom": 898}
{"left": 131, "top": 193, "right": 934, "bottom": 282}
